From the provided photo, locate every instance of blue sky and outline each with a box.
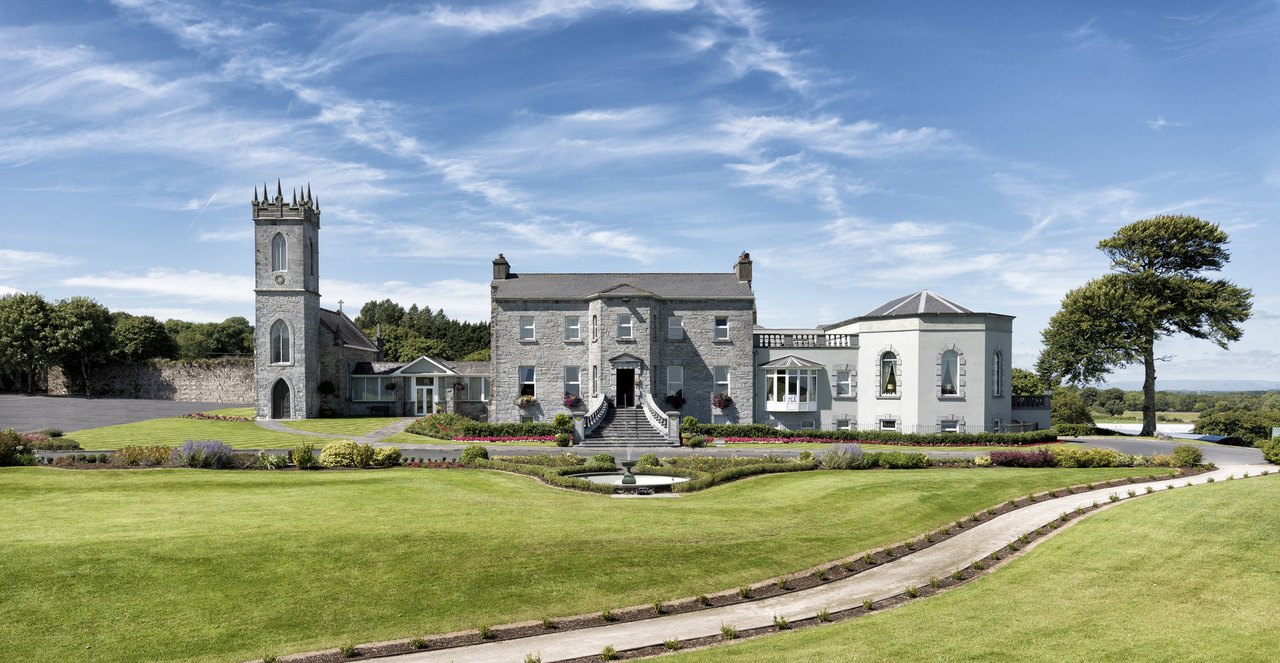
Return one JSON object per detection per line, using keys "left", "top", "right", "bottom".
{"left": 2, "top": 0, "right": 1278, "bottom": 384}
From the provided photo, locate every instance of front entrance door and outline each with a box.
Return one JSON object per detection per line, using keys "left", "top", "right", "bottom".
{"left": 616, "top": 368, "right": 635, "bottom": 408}
{"left": 271, "top": 379, "right": 291, "bottom": 419}
{"left": 415, "top": 385, "right": 433, "bottom": 416}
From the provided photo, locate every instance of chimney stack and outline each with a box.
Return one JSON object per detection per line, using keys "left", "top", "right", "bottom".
{"left": 734, "top": 251, "right": 752, "bottom": 285}
{"left": 493, "top": 253, "right": 511, "bottom": 280}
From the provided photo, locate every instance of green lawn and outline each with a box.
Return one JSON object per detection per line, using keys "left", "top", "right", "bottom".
{"left": 282, "top": 416, "right": 405, "bottom": 436}
{"left": 1095, "top": 410, "right": 1200, "bottom": 424}
{"left": 67, "top": 417, "right": 312, "bottom": 450}
{"left": 1, "top": 465, "right": 1162, "bottom": 663}
{"left": 205, "top": 406, "right": 255, "bottom": 417}
{"left": 667, "top": 475, "right": 1280, "bottom": 662}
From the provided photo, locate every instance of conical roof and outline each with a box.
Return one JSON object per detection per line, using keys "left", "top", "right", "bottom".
{"left": 864, "top": 290, "right": 972, "bottom": 317}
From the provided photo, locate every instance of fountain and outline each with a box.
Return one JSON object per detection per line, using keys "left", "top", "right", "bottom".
{"left": 620, "top": 460, "right": 637, "bottom": 485}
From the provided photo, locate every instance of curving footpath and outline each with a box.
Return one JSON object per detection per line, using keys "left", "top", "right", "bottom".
{"left": 376, "top": 463, "right": 1271, "bottom": 663}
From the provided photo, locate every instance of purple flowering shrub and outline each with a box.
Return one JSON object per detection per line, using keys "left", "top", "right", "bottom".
{"left": 174, "top": 439, "right": 236, "bottom": 469}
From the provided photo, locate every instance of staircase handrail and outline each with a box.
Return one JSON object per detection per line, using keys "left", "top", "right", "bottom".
{"left": 583, "top": 394, "right": 610, "bottom": 435}
{"left": 639, "top": 389, "right": 671, "bottom": 437}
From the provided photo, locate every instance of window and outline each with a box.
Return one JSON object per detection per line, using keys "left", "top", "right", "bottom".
{"left": 591, "top": 315, "right": 598, "bottom": 341}
{"left": 667, "top": 316, "right": 683, "bottom": 340}
{"left": 712, "top": 414, "right": 730, "bottom": 425}
{"left": 351, "top": 377, "right": 394, "bottom": 402}
{"left": 714, "top": 316, "right": 729, "bottom": 341}
{"left": 836, "top": 370, "right": 852, "bottom": 397}
{"left": 992, "top": 418, "right": 1002, "bottom": 433}
{"left": 564, "top": 316, "right": 581, "bottom": 341}
{"left": 309, "top": 239, "right": 316, "bottom": 276}
{"left": 880, "top": 352, "right": 898, "bottom": 395}
{"left": 713, "top": 366, "right": 730, "bottom": 395}
{"left": 879, "top": 419, "right": 897, "bottom": 431}
{"left": 519, "top": 316, "right": 535, "bottom": 341}
{"left": 992, "top": 351, "right": 1004, "bottom": 397}
{"left": 940, "top": 419, "right": 960, "bottom": 433}
{"left": 800, "top": 419, "right": 816, "bottom": 430}
{"left": 455, "top": 376, "right": 489, "bottom": 402}
{"left": 765, "top": 369, "right": 818, "bottom": 408}
{"left": 520, "top": 415, "right": 535, "bottom": 424}
{"left": 564, "top": 366, "right": 581, "bottom": 398}
{"left": 270, "top": 320, "right": 290, "bottom": 363}
{"left": 941, "top": 350, "right": 959, "bottom": 396}
{"left": 666, "top": 366, "right": 683, "bottom": 397}
{"left": 835, "top": 418, "right": 852, "bottom": 431}
{"left": 592, "top": 365, "right": 598, "bottom": 395}
{"left": 270, "top": 233, "right": 287, "bottom": 271}
{"left": 519, "top": 366, "right": 536, "bottom": 397}
{"left": 617, "top": 314, "right": 632, "bottom": 339}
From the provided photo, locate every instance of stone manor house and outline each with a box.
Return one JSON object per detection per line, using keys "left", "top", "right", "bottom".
{"left": 253, "top": 184, "right": 1051, "bottom": 439}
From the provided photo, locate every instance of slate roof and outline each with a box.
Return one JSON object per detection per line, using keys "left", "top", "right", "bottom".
{"left": 352, "top": 361, "right": 405, "bottom": 376}
{"left": 353, "top": 359, "right": 492, "bottom": 377}
{"left": 864, "top": 290, "right": 973, "bottom": 317}
{"left": 319, "top": 308, "right": 378, "bottom": 351}
{"left": 492, "top": 273, "right": 754, "bottom": 300}
{"left": 443, "top": 360, "right": 492, "bottom": 376}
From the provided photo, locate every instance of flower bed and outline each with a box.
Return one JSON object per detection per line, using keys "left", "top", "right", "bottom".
{"left": 720, "top": 436, "right": 1063, "bottom": 447}
{"left": 180, "top": 412, "right": 252, "bottom": 422}
{"left": 453, "top": 436, "right": 557, "bottom": 443}
{"left": 689, "top": 423, "right": 1059, "bottom": 447}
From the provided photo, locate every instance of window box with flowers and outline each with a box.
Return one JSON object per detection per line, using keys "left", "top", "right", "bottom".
{"left": 665, "top": 391, "right": 686, "bottom": 410}
{"left": 562, "top": 392, "right": 583, "bottom": 408}
{"left": 453, "top": 381, "right": 466, "bottom": 393}
{"left": 516, "top": 395, "right": 538, "bottom": 409}
{"left": 712, "top": 392, "right": 734, "bottom": 409}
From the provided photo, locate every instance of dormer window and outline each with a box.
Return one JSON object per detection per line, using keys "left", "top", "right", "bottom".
{"left": 271, "top": 233, "right": 287, "bottom": 272}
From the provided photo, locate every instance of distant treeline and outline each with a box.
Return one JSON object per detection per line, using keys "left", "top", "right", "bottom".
{"left": 353, "top": 299, "right": 489, "bottom": 362}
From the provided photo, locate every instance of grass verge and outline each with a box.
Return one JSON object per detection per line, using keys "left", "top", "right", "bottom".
{"left": 281, "top": 417, "right": 405, "bottom": 436}
{"left": 665, "top": 475, "right": 1280, "bottom": 662}
{"left": 66, "top": 417, "right": 311, "bottom": 450}
{"left": 1, "top": 465, "right": 1160, "bottom": 662}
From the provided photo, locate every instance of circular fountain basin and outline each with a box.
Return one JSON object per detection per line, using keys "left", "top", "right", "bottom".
{"left": 573, "top": 473, "right": 689, "bottom": 487}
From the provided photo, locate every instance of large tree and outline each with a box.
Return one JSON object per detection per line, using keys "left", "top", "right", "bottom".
{"left": 0, "top": 293, "right": 54, "bottom": 393}
{"left": 49, "top": 297, "right": 114, "bottom": 396}
{"left": 1037, "top": 215, "right": 1252, "bottom": 436}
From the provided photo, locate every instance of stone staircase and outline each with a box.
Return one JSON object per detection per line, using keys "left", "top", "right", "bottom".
{"left": 581, "top": 406, "right": 673, "bottom": 447}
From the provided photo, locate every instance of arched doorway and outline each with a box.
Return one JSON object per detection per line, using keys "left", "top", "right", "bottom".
{"left": 271, "top": 379, "right": 291, "bottom": 419}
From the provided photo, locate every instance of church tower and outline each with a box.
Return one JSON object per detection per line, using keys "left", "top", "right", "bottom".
{"left": 252, "top": 180, "right": 321, "bottom": 419}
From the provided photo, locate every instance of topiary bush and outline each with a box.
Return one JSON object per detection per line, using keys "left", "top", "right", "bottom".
{"left": 1171, "top": 444, "right": 1203, "bottom": 467}
{"left": 635, "top": 453, "right": 661, "bottom": 467}
{"left": 373, "top": 446, "right": 402, "bottom": 467}
{"left": 460, "top": 444, "right": 490, "bottom": 465}
{"left": 292, "top": 442, "right": 317, "bottom": 469}
{"left": 554, "top": 433, "right": 572, "bottom": 447}
{"left": 319, "top": 440, "right": 377, "bottom": 468}
{"left": 684, "top": 435, "right": 707, "bottom": 448}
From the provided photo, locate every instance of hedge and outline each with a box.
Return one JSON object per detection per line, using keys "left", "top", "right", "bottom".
{"left": 692, "top": 423, "right": 1057, "bottom": 447}
{"left": 406, "top": 412, "right": 559, "bottom": 440}
{"left": 470, "top": 458, "right": 617, "bottom": 494}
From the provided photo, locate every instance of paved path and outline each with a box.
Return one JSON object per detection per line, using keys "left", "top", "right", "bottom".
{"left": 378, "top": 463, "right": 1269, "bottom": 663}
{"left": 0, "top": 394, "right": 248, "bottom": 433}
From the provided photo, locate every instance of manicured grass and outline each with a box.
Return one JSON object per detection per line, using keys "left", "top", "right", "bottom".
{"left": 205, "top": 406, "right": 255, "bottom": 417}
{"left": 384, "top": 431, "right": 557, "bottom": 446}
{"left": 666, "top": 475, "right": 1280, "bottom": 662}
{"left": 67, "top": 417, "right": 312, "bottom": 450}
{"left": 282, "top": 417, "right": 405, "bottom": 436}
{"left": 1095, "top": 410, "right": 1200, "bottom": 424}
{"left": 1, "top": 465, "right": 1163, "bottom": 663}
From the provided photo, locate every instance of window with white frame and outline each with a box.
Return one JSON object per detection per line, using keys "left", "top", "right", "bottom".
{"left": 714, "top": 316, "right": 729, "bottom": 341}
{"left": 713, "top": 366, "right": 730, "bottom": 395}
{"left": 879, "top": 419, "right": 897, "bottom": 431}
{"left": 270, "top": 320, "right": 290, "bottom": 364}
{"left": 564, "top": 366, "right": 581, "bottom": 398}
{"left": 617, "top": 314, "right": 633, "bottom": 339}
{"left": 667, "top": 316, "right": 683, "bottom": 340}
{"left": 940, "top": 419, "right": 960, "bottom": 433}
{"left": 880, "top": 352, "right": 898, "bottom": 396}
{"left": 351, "top": 376, "right": 394, "bottom": 402}
{"left": 765, "top": 369, "right": 818, "bottom": 404}
{"left": 271, "top": 233, "right": 287, "bottom": 271}
{"left": 835, "top": 418, "right": 852, "bottom": 431}
{"left": 519, "top": 316, "right": 535, "bottom": 341}
{"left": 940, "top": 350, "right": 959, "bottom": 396}
{"left": 455, "top": 376, "right": 489, "bottom": 402}
{"left": 564, "top": 316, "right": 581, "bottom": 341}
{"left": 519, "top": 366, "right": 536, "bottom": 397}
{"left": 992, "top": 351, "right": 1004, "bottom": 397}
{"left": 666, "top": 366, "right": 683, "bottom": 397}
{"left": 712, "top": 413, "right": 729, "bottom": 425}
{"left": 836, "top": 369, "right": 852, "bottom": 397}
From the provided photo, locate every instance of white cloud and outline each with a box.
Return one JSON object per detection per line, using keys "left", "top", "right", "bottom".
{"left": 0, "top": 284, "right": 21, "bottom": 296}
{"left": 127, "top": 307, "right": 231, "bottom": 323}
{"left": 1146, "top": 114, "right": 1186, "bottom": 131}
{"left": 698, "top": 0, "right": 813, "bottom": 91}
{"left": 726, "top": 153, "right": 865, "bottom": 214}
{"left": 718, "top": 115, "right": 959, "bottom": 159}
{"left": 992, "top": 172, "right": 1141, "bottom": 241}
{"left": 0, "top": 249, "right": 79, "bottom": 276}
{"left": 62, "top": 269, "right": 253, "bottom": 303}
{"left": 197, "top": 228, "right": 253, "bottom": 242}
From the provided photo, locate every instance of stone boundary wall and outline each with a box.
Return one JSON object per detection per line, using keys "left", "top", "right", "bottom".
{"left": 48, "top": 360, "right": 254, "bottom": 403}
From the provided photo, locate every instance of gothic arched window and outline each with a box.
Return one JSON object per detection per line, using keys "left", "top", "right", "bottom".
{"left": 270, "top": 320, "right": 291, "bottom": 364}
{"left": 271, "top": 233, "right": 287, "bottom": 272}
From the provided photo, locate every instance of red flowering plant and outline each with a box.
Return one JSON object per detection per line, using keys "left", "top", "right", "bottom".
{"left": 563, "top": 392, "right": 583, "bottom": 408}
{"left": 711, "top": 392, "right": 733, "bottom": 409}
{"left": 181, "top": 411, "right": 252, "bottom": 423}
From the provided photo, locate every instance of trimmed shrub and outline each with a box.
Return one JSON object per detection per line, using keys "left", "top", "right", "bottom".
{"left": 551, "top": 413, "right": 574, "bottom": 434}
{"left": 406, "top": 412, "right": 558, "bottom": 440}
{"left": 684, "top": 435, "right": 708, "bottom": 448}
{"left": 820, "top": 444, "right": 864, "bottom": 469}
{"left": 588, "top": 453, "right": 616, "bottom": 466}
{"left": 319, "top": 440, "right": 362, "bottom": 468}
{"left": 1262, "top": 440, "right": 1280, "bottom": 465}
{"left": 554, "top": 433, "right": 572, "bottom": 447}
{"left": 292, "top": 442, "right": 317, "bottom": 469}
{"left": 867, "top": 451, "right": 929, "bottom": 469}
{"left": 797, "top": 450, "right": 814, "bottom": 462}
{"left": 692, "top": 423, "right": 1057, "bottom": 447}
{"left": 1053, "top": 423, "right": 1098, "bottom": 437}
{"left": 460, "top": 444, "right": 490, "bottom": 465}
{"left": 635, "top": 453, "right": 661, "bottom": 467}
{"left": 1050, "top": 446, "right": 1131, "bottom": 468}
{"left": 174, "top": 440, "right": 235, "bottom": 469}
{"left": 353, "top": 442, "right": 377, "bottom": 468}
{"left": 373, "top": 446, "right": 402, "bottom": 467}
{"left": 1171, "top": 444, "right": 1203, "bottom": 467}
{"left": 260, "top": 453, "right": 290, "bottom": 470}
{"left": 989, "top": 448, "right": 1055, "bottom": 468}
{"left": 114, "top": 445, "right": 174, "bottom": 467}
{"left": 974, "top": 454, "right": 993, "bottom": 467}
